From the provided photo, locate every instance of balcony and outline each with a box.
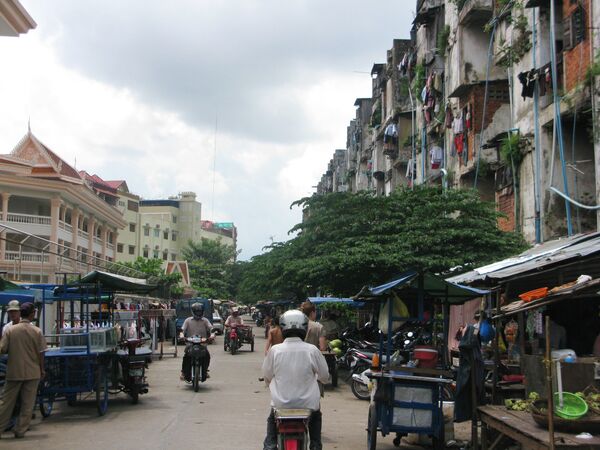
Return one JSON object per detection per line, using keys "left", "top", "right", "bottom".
{"left": 459, "top": 0, "right": 493, "bottom": 26}
{"left": 78, "top": 230, "right": 89, "bottom": 240}
{"left": 58, "top": 220, "right": 73, "bottom": 233}
{"left": 6, "top": 212, "right": 51, "bottom": 225}
{"left": 5, "top": 251, "right": 50, "bottom": 263}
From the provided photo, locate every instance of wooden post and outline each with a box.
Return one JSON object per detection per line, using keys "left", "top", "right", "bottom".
{"left": 491, "top": 290, "right": 501, "bottom": 404}
{"left": 545, "top": 316, "right": 555, "bottom": 450}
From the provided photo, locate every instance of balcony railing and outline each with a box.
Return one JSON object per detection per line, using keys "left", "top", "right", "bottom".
{"left": 107, "top": 243, "right": 115, "bottom": 251}
{"left": 58, "top": 220, "right": 73, "bottom": 233}
{"left": 5, "top": 251, "right": 50, "bottom": 263}
{"left": 78, "top": 230, "right": 89, "bottom": 240}
{"left": 94, "top": 236, "right": 102, "bottom": 246}
{"left": 6, "top": 213, "right": 51, "bottom": 225}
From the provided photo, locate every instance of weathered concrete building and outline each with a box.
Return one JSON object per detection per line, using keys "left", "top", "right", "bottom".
{"left": 315, "top": 0, "right": 600, "bottom": 247}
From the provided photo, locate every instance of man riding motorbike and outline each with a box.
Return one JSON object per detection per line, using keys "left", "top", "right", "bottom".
{"left": 224, "top": 307, "right": 245, "bottom": 347}
{"left": 262, "top": 309, "right": 330, "bottom": 450}
{"left": 180, "top": 303, "right": 212, "bottom": 381}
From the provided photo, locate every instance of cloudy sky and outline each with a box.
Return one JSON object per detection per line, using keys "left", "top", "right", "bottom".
{"left": 0, "top": 1, "right": 413, "bottom": 259}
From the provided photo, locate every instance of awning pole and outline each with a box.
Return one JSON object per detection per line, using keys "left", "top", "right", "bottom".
{"left": 545, "top": 316, "right": 555, "bottom": 450}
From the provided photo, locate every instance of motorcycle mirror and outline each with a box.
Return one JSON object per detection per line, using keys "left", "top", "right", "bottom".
{"left": 404, "top": 339, "right": 410, "bottom": 346}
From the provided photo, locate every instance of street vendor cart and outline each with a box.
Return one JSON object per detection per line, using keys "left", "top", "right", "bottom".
{"left": 38, "top": 270, "right": 156, "bottom": 416}
{"left": 354, "top": 270, "right": 488, "bottom": 449}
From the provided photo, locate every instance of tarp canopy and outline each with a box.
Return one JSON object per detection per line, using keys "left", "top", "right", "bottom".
{"left": 355, "top": 270, "right": 488, "bottom": 305}
{"left": 79, "top": 270, "right": 156, "bottom": 293}
{"left": 308, "top": 297, "right": 366, "bottom": 308}
{"left": 0, "top": 290, "right": 41, "bottom": 306}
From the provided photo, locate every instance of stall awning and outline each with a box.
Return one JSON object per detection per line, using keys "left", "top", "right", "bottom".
{"left": 355, "top": 270, "right": 488, "bottom": 304}
{"left": 308, "top": 297, "right": 365, "bottom": 308}
{"left": 79, "top": 270, "right": 156, "bottom": 293}
{"left": 447, "top": 232, "right": 600, "bottom": 286}
{"left": 0, "top": 290, "right": 41, "bottom": 305}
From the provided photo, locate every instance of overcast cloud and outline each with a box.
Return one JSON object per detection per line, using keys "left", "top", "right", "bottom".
{"left": 0, "top": 1, "right": 412, "bottom": 259}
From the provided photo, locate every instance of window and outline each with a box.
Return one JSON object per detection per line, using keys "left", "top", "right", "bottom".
{"left": 163, "top": 231, "right": 169, "bottom": 240}
{"left": 144, "top": 227, "right": 150, "bottom": 237}
{"left": 127, "top": 200, "right": 139, "bottom": 212}
{"left": 171, "top": 253, "right": 177, "bottom": 261}
{"left": 117, "top": 243, "right": 124, "bottom": 253}
{"left": 563, "top": 6, "right": 586, "bottom": 50}
{"left": 128, "top": 245, "right": 135, "bottom": 255}
{"left": 143, "top": 249, "right": 149, "bottom": 258}
{"left": 153, "top": 228, "right": 160, "bottom": 238}
{"left": 129, "top": 223, "right": 136, "bottom": 233}
{"left": 153, "top": 250, "right": 159, "bottom": 259}
{"left": 162, "top": 250, "right": 168, "bottom": 261}
{"left": 118, "top": 200, "right": 125, "bottom": 207}
{"left": 172, "top": 215, "right": 177, "bottom": 223}
{"left": 172, "top": 232, "right": 177, "bottom": 241}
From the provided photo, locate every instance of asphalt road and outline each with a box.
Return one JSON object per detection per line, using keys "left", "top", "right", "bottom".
{"left": 1, "top": 318, "right": 409, "bottom": 450}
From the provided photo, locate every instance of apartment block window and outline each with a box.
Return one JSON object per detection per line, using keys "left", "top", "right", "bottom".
{"left": 163, "top": 231, "right": 169, "bottom": 240}
{"left": 144, "top": 227, "right": 150, "bottom": 237}
{"left": 162, "top": 250, "right": 168, "bottom": 261}
{"left": 117, "top": 243, "right": 124, "bottom": 253}
{"left": 118, "top": 200, "right": 125, "bottom": 207}
{"left": 128, "top": 245, "right": 135, "bottom": 255}
{"left": 129, "top": 223, "right": 136, "bottom": 233}
{"left": 153, "top": 228, "right": 160, "bottom": 238}
{"left": 143, "top": 249, "right": 149, "bottom": 258}
{"left": 172, "top": 232, "right": 177, "bottom": 241}
{"left": 172, "top": 215, "right": 177, "bottom": 223}
{"left": 153, "top": 250, "right": 159, "bottom": 259}
{"left": 563, "top": 6, "right": 586, "bottom": 50}
{"left": 171, "top": 253, "right": 177, "bottom": 260}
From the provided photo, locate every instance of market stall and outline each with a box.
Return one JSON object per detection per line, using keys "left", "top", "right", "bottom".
{"left": 353, "top": 270, "right": 488, "bottom": 449}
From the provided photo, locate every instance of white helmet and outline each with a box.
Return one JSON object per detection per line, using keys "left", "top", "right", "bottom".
{"left": 279, "top": 310, "right": 309, "bottom": 339}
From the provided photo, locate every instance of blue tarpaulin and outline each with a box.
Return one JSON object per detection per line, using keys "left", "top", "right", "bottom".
{"left": 308, "top": 297, "right": 365, "bottom": 308}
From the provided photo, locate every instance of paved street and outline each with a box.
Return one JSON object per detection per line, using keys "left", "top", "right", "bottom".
{"left": 2, "top": 321, "right": 412, "bottom": 450}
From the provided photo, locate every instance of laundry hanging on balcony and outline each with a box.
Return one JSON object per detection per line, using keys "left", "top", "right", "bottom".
{"left": 445, "top": 104, "right": 453, "bottom": 129}
{"left": 518, "top": 70, "right": 536, "bottom": 99}
{"left": 398, "top": 52, "right": 409, "bottom": 75}
{"left": 383, "top": 123, "right": 398, "bottom": 144}
{"left": 429, "top": 145, "right": 443, "bottom": 170}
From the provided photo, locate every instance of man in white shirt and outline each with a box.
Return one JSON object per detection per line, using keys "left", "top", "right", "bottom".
{"left": 262, "top": 310, "right": 329, "bottom": 450}
{"left": 1, "top": 300, "right": 20, "bottom": 337}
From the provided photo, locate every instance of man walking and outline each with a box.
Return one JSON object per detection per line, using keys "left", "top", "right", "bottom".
{"left": 0, "top": 302, "right": 46, "bottom": 438}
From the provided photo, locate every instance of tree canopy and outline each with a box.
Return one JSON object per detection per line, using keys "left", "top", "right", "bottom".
{"left": 119, "top": 257, "right": 182, "bottom": 298}
{"left": 182, "top": 237, "right": 238, "bottom": 299}
{"left": 236, "top": 187, "right": 527, "bottom": 302}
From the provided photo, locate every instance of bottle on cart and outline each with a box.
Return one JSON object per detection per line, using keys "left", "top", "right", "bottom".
{"left": 371, "top": 353, "right": 381, "bottom": 372}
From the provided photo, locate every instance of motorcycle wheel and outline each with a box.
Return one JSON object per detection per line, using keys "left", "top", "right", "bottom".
{"left": 39, "top": 394, "right": 54, "bottom": 418}
{"left": 367, "top": 403, "right": 378, "bottom": 450}
{"left": 130, "top": 385, "right": 139, "bottom": 404}
{"left": 250, "top": 338, "right": 254, "bottom": 352}
{"left": 330, "top": 362, "right": 338, "bottom": 387}
{"left": 193, "top": 360, "right": 200, "bottom": 392}
{"left": 230, "top": 338, "right": 237, "bottom": 355}
{"left": 351, "top": 378, "right": 370, "bottom": 401}
{"left": 96, "top": 365, "right": 109, "bottom": 416}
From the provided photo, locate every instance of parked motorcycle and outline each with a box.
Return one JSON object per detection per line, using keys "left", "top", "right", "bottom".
{"left": 118, "top": 338, "right": 150, "bottom": 404}
{"left": 274, "top": 408, "right": 312, "bottom": 450}
{"left": 186, "top": 336, "right": 209, "bottom": 392}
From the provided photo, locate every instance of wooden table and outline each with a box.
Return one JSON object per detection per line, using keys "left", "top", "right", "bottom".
{"left": 479, "top": 405, "right": 600, "bottom": 449}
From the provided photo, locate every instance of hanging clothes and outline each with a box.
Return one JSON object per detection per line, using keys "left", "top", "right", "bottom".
{"left": 429, "top": 145, "right": 443, "bottom": 169}
{"left": 399, "top": 53, "right": 408, "bottom": 75}
{"left": 518, "top": 70, "right": 535, "bottom": 99}
{"left": 454, "top": 133, "right": 465, "bottom": 155}
{"left": 445, "top": 104, "right": 453, "bottom": 129}
{"left": 452, "top": 111, "right": 464, "bottom": 134}
{"left": 465, "top": 104, "right": 472, "bottom": 130}
{"left": 454, "top": 324, "right": 486, "bottom": 423}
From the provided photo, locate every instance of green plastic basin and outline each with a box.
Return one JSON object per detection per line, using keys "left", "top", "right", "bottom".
{"left": 554, "top": 392, "right": 588, "bottom": 420}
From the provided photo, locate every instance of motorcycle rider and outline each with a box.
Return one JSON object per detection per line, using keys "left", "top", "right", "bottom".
{"left": 180, "top": 303, "right": 212, "bottom": 381}
{"left": 225, "top": 307, "right": 245, "bottom": 347}
{"left": 262, "top": 310, "right": 329, "bottom": 450}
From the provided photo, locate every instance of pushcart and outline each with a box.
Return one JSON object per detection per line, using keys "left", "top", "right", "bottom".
{"left": 354, "top": 270, "right": 488, "bottom": 449}
{"left": 224, "top": 323, "right": 254, "bottom": 354}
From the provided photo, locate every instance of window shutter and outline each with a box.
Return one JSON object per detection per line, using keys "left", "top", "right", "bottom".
{"left": 563, "top": 17, "right": 573, "bottom": 51}
{"left": 573, "top": 6, "right": 585, "bottom": 44}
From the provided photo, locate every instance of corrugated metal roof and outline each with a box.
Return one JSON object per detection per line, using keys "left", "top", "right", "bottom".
{"left": 447, "top": 232, "right": 600, "bottom": 285}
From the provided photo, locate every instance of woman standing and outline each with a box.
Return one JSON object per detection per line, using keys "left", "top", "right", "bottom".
{"left": 264, "top": 315, "right": 283, "bottom": 355}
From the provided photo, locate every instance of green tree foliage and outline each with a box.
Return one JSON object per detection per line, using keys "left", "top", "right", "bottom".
{"left": 120, "top": 257, "right": 182, "bottom": 298}
{"left": 236, "top": 187, "right": 527, "bottom": 302}
{"left": 182, "top": 238, "right": 238, "bottom": 299}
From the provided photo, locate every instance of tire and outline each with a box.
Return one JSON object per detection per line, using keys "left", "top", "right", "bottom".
{"left": 39, "top": 395, "right": 54, "bottom": 418}
{"left": 351, "top": 379, "right": 370, "bottom": 401}
{"left": 130, "top": 385, "right": 139, "bottom": 405}
{"left": 193, "top": 360, "right": 200, "bottom": 392}
{"left": 367, "top": 403, "right": 378, "bottom": 450}
{"left": 96, "top": 365, "right": 109, "bottom": 416}
{"left": 250, "top": 338, "right": 254, "bottom": 352}
{"left": 67, "top": 395, "right": 77, "bottom": 406}
{"left": 230, "top": 338, "right": 237, "bottom": 355}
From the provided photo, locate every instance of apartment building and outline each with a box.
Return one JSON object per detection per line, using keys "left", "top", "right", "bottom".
{"left": 200, "top": 220, "right": 237, "bottom": 254}
{"left": 317, "top": 0, "right": 599, "bottom": 245}
{"left": 109, "top": 180, "right": 140, "bottom": 263}
{"left": 0, "top": 132, "right": 125, "bottom": 282}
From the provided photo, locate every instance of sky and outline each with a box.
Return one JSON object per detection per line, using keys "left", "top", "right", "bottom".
{"left": 0, "top": 0, "right": 413, "bottom": 259}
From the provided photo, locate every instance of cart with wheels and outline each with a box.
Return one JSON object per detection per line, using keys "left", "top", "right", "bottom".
{"left": 224, "top": 323, "right": 254, "bottom": 353}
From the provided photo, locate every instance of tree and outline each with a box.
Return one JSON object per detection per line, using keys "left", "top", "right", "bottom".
{"left": 182, "top": 238, "right": 238, "bottom": 299}
{"left": 236, "top": 187, "right": 527, "bottom": 302}
{"left": 120, "top": 257, "right": 182, "bottom": 298}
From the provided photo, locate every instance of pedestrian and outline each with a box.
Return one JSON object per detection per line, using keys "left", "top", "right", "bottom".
{"left": 300, "top": 301, "right": 327, "bottom": 351}
{"left": 1, "top": 300, "right": 21, "bottom": 337}
{"left": 264, "top": 315, "right": 283, "bottom": 355}
{"left": 0, "top": 302, "right": 47, "bottom": 439}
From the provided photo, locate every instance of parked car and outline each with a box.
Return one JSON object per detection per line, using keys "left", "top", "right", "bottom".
{"left": 212, "top": 312, "right": 224, "bottom": 335}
